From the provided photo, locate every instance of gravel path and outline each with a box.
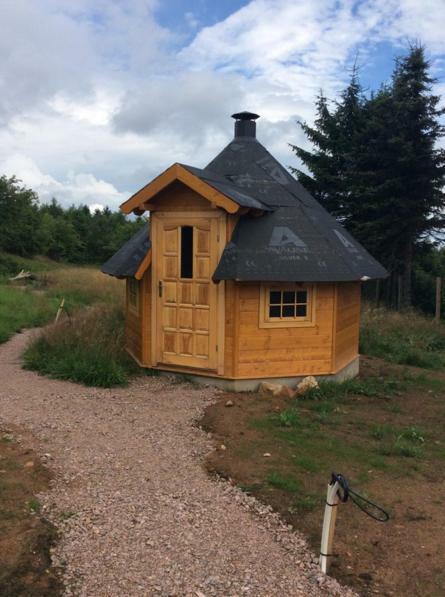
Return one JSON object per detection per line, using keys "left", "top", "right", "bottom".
{"left": 0, "top": 331, "right": 354, "bottom": 596}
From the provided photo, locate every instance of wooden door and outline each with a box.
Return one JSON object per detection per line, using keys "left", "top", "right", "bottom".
{"left": 153, "top": 213, "right": 222, "bottom": 370}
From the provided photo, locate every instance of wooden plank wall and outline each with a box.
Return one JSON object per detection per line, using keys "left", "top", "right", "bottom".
{"left": 334, "top": 282, "right": 361, "bottom": 371}
{"left": 232, "top": 282, "right": 335, "bottom": 378}
{"left": 125, "top": 279, "right": 143, "bottom": 363}
{"left": 223, "top": 281, "right": 236, "bottom": 377}
{"left": 149, "top": 181, "right": 215, "bottom": 212}
{"left": 141, "top": 268, "right": 152, "bottom": 365}
{"left": 222, "top": 215, "right": 239, "bottom": 378}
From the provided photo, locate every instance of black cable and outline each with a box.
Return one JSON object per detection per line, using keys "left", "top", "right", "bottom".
{"left": 348, "top": 488, "right": 390, "bottom": 522}
{"left": 331, "top": 472, "right": 389, "bottom": 522}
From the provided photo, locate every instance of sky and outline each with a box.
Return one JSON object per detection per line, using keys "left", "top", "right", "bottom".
{"left": 1, "top": 0, "right": 445, "bottom": 212}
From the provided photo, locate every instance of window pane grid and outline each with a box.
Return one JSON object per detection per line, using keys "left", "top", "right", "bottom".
{"left": 268, "top": 289, "right": 308, "bottom": 320}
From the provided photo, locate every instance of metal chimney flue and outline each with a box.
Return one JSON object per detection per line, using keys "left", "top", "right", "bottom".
{"left": 232, "top": 111, "right": 260, "bottom": 138}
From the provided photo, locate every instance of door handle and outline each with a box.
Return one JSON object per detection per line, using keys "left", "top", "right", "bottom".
{"left": 158, "top": 281, "right": 163, "bottom": 297}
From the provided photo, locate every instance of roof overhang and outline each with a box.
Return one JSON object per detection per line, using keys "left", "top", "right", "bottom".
{"left": 134, "top": 249, "right": 151, "bottom": 280}
{"left": 121, "top": 163, "right": 241, "bottom": 215}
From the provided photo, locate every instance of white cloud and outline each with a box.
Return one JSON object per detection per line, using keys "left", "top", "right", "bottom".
{"left": 0, "top": 0, "right": 444, "bottom": 212}
{"left": 113, "top": 71, "right": 245, "bottom": 139}
{"left": 0, "top": 0, "right": 96, "bottom": 124}
{"left": 380, "top": 0, "right": 445, "bottom": 54}
{"left": 49, "top": 89, "right": 122, "bottom": 126}
{"left": 180, "top": 1, "right": 366, "bottom": 101}
{"left": 0, "top": 154, "right": 128, "bottom": 210}
{"left": 0, "top": 0, "right": 170, "bottom": 124}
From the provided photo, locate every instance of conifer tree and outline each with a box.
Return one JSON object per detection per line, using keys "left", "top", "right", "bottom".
{"left": 290, "top": 68, "right": 364, "bottom": 219}
{"left": 388, "top": 45, "right": 445, "bottom": 305}
{"left": 292, "top": 45, "right": 445, "bottom": 306}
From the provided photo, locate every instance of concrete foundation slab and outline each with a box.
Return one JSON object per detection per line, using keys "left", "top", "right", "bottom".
{"left": 158, "top": 356, "right": 360, "bottom": 392}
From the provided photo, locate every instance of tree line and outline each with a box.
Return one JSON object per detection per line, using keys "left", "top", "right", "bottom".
{"left": 0, "top": 176, "right": 145, "bottom": 264}
{"left": 292, "top": 45, "right": 445, "bottom": 310}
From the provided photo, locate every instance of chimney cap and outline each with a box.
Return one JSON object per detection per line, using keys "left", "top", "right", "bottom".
{"left": 231, "top": 111, "right": 260, "bottom": 121}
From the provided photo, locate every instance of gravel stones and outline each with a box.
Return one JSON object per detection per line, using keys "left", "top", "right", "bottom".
{"left": 0, "top": 331, "right": 356, "bottom": 597}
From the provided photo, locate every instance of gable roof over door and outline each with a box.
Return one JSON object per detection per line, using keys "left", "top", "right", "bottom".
{"left": 120, "top": 163, "right": 270, "bottom": 215}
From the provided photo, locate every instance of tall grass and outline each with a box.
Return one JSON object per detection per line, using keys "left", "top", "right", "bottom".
{"left": 42, "top": 267, "right": 124, "bottom": 308}
{"left": 360, "top": 305, "right": 445, "bottom": 369}
{"left": 0, "top": 286, "right": 59, "bottom": 343}
{"left": 0, "top": 263, "right": 124, "bottom": 344}
{"left": 24, "top": 304, "right": 138, "bottom": 387}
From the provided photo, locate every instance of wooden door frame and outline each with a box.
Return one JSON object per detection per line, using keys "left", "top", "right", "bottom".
{"left": 150, "top": 210, "right": 226, "bottom": 375}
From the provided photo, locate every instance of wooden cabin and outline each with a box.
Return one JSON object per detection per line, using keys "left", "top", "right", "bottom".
{"left": 102, "top": 112, "right": 387, "bottom": 390}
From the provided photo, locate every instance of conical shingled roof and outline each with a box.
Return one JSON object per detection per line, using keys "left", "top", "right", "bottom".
{"left": 103, "top": 114, "right": 387, "bottom": 282}
{"left": 206, "top": 136, "right": 387, "bottom": 282}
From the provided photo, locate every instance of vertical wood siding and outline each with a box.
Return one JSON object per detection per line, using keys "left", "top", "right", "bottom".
{"left": 141, "top": 268, "right": 152, "bottom": 365}
{"left": 334, "top": 282, "right": 361, "bottom": 371}
{"left": 125, "top": 279, "right": 143, "bottom": 363}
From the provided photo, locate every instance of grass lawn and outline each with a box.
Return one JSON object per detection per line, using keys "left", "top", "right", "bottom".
{"left": 0, "top": 286, "right": 60, "bottom": 343}
{"left": 202, "top": 358, "right": 445, "bottom": 596}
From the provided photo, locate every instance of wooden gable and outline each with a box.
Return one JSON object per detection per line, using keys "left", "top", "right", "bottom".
{"left": 120, "top": 163, "right": 240, "bottom": 215}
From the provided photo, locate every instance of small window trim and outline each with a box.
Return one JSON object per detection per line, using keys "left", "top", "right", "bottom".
{"left": 127, "top": 278, "right": 140, "bottom": 314}
{"left": 259, "top": 283, "right": 316, "bottom": 328}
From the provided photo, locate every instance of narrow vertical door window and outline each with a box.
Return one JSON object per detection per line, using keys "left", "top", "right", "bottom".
{"left": 180, "top": 226, "right": 193, "bottom": 279}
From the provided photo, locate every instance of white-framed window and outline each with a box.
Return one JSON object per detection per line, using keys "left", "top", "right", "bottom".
{"left": 259, "top": 283, "right": 315, "bottom": 328}
{"left": 127, "top": 278, "right": 140, "bottom": 312}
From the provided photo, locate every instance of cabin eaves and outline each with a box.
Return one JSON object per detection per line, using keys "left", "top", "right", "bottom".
{"left": 102, "top": 225, "right": 151, "bottom": 279}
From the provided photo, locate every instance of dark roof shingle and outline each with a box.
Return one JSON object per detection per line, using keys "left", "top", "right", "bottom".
{"left": 207, "top": 137, "right": 387, "bottom": 281}
{"left": 101, "top": 225, "right": 150, "bottom": 278}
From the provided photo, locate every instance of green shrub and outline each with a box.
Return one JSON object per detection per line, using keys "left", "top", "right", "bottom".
{"left": 393, "top": 442, "right": 422, "bottom": 458}
{"left": 24, "top": 305, "right": 138, "bottom": 387}
{"left": 377, "top": 425, "right": 425, "bottom": 459}
{"left": 398, "top": 426, "right": 425, "bottom": 444}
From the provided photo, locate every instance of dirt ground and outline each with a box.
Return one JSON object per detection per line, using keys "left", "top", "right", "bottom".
{"left": 0, "top": 426, "right": 61, "bottom": 596}
{"left": 201, "top": 357, "right": 445, "bottom": 597}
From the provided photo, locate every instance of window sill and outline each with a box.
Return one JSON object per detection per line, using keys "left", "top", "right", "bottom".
{"left": 258, "top": 319, "right": 316, "bottom": 329}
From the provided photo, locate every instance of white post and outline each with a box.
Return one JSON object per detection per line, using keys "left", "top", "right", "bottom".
{"left": 55, "top": 298, "right": 65, "bottom": 323}
{"left": 320, "top": 479, "right": 340, "bottom": 574}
